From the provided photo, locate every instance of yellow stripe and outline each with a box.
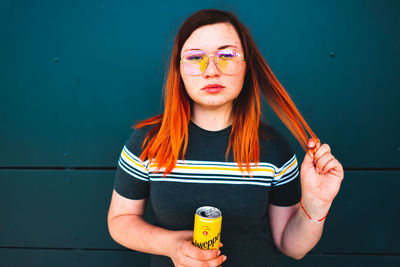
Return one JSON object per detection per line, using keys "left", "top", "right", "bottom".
{"left": 147, "top": 163, "right": 274, "bottom": 174}
{"left": 122, "top": 150, "right": 146, "bottom": 170}
{"left": 275, "top": 158, "right": 297, "bottom": 178}
{"left": 176, "top": 165, "right": 274, "bottom": 173}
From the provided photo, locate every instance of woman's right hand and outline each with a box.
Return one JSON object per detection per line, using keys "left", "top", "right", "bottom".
{"left": 168, "top": 230, "right": 227, "bottom": 267}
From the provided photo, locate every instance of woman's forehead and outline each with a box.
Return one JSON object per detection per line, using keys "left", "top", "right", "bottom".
{"left": 181, "top": 23, "right": 242, "bottom": 54}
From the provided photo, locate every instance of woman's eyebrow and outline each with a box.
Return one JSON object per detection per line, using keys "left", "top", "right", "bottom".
{"left": 184, "top": 45, "right": 237, "bottom": 52}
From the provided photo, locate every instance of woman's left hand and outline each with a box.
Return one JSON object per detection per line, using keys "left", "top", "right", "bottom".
{"left": 300, "top": 138, "right": 344, "bottom": 206}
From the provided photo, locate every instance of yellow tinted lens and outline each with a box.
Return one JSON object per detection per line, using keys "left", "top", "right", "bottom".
{"left": 216, "top": 49, "right": 242, "bottom": 74}
{"left": 199, "top": 58, "right": 208, "bottom": 73}
{"left": 183, "top": 51, "right": 207, "bottom": 75}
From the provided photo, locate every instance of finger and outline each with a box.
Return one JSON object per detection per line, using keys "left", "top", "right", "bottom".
{"left": 302, "top": 149, "right": 315, "bottom": 171}
{"left": 321, "top": 158, "right": 338, "bottom": 174}
{"left": 180, "top": 254, "right": 227, "bottom": 267}
{"left": 206, "top": 254, "right": 227, "bottom": 267}
{"left": 315, "top": 153, "right": 335, "bottom": 173}
{"left": 308, "top": 138, "right": 320, "bottom": 154}
{"left": 302, "top": 149, "right": 316, "bottom": 171}
{"left": 308, "top": 138, "right": 316, "bottom": 149}
{"left": 314, "top": 143, "right": 331, "bottom": 162}
{"left": 219, "top": 242, "right": 223, "bottom": 248}
{"left": 182, "top": 241, "right": 220, "bottom": 261}
{"left": 323, "top": 158, "right": 344, "bottom": 178}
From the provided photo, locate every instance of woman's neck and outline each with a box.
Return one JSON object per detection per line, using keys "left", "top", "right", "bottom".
{"left": 190, "top": 103, "right": 233, "bottom": 131}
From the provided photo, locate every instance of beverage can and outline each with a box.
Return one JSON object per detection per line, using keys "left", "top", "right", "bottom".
{"left": 193, "top": 206, "right": 222, "bottom": 250}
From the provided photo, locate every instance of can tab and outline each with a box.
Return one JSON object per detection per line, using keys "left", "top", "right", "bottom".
{"left": 201, "top": 208, "right": 219, "bottom": 218}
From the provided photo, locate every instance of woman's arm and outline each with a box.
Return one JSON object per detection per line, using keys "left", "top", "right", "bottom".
{"left": 107, "top": 190, "right": 176, "bottom": 256}
{"left": 107, "top": 189, "right": 227, "bottom": 266}
{"left": 269, "top": 139, "right": 344, "bottom": 259}
{"left": 268, "top": 200, "right": 330, "bottom": 259}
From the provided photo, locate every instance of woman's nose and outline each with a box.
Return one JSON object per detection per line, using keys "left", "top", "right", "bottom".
{"left": 202, "top": 56, "right": 221, "bottom": 77}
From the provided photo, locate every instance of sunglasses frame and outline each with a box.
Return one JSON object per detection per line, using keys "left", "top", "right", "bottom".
{"left": 180, "top": 49, "right": 246, "bottom": 75}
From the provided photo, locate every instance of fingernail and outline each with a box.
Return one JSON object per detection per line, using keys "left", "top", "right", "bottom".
{"left": 223, "top": 255, "right": 227, "bottom": 261}
{"left": 218, "top": 250, "right": 221, "bottom": 256}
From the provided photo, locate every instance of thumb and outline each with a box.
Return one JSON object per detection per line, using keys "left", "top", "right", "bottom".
{"left": 182, "top": 230, "right": 194, "bottom": 240}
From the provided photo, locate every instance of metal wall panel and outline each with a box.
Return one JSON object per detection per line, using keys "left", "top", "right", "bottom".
{"left": 0, "top": 170, "right": 398, "bottom": 253}
{"left": 1, "top": 0, "right": 398, "bottom": 167}
{"left": 1, "top": 0, "right": 399, "bottom": 266}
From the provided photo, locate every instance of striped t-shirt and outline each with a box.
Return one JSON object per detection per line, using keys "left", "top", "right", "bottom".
{"left": 113, "top": 120, "right": 301, "bottom": 267}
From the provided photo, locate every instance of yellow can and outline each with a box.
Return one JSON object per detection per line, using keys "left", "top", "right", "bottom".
{"left": 193, "top": 206, "right": 222, "bottom": 250}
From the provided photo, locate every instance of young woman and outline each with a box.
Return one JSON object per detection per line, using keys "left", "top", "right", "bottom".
{"left": 107, "top": 9, "right": 344, "bottom": 267}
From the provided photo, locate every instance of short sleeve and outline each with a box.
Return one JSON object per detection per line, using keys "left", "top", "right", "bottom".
{"left": 268, "top": 128, "right": 302, "bottom": 206}
{"left": 113, "top": 128, "right": 150, "bottom": 200}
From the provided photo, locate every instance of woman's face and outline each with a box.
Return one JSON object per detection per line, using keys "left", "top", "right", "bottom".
{"left": 180, "top": 23, "right": 246, "bottom": 113}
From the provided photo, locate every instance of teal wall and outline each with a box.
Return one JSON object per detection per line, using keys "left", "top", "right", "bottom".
{"left": 1, "top": 0, "right": 399, "bottom": 266}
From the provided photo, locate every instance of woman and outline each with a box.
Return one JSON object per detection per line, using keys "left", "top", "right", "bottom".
{"left": 107, "top": 8, "right": 344, "bottom": 267}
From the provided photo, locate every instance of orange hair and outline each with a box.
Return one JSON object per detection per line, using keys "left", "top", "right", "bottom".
{"left": 134, "top": 9, "right": 319, "bottom": 176}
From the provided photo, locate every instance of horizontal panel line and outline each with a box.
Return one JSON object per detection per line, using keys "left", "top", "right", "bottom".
{"left": 0, "top": 167, "right": 116, "bottom": 170}
{"left": 0, "top": 247, "right": 399, "bottom": 256}
{"left": 307, "top": 252, "right": 400, "bottom": 256}
{"left": 0, "top": 246, "right": 129, "bottom": 251}
{"left": 345, "top": 168, "right": 400, "bottom": 171}
{"left": 0, "top": 167, "right": 399, "bottom": 171}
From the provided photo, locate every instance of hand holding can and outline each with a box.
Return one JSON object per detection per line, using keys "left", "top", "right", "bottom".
{"left": 168, "top": 229, "right": 227, "bottom": 266}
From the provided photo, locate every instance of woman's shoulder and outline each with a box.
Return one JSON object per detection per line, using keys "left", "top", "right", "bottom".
{"left": 259, "top": 120, "right": 296, "bottom": 167}
{"left": 124, "top": 123, "right": 158, "bottom": 155}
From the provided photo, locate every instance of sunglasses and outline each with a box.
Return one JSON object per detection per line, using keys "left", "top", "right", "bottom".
{"left": 180, "top": 49, "right": 245, "bottom": 75}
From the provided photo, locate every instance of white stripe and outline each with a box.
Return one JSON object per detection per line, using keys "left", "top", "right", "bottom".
{"left": 173, "top": 159, "right": 279, "bottom": 171}
{"left": 274, "top": 169, "right": 299, "bottom": 187}
{"left": 148, "top": 167, "right": 274, "bottom": 177}
{"left": 276, "top": 154, "right": 297, "bottom": 171}
{"left": 118, "top": 159, "right": 149, "bottom": 182}
{"left": 121, "top": 147, "right": 148, "bottom": 174}
{"left": 119, "top": 158, "right": 148, "bottom": 180}
{"left": 274, "top": 165, "right": 298, "bottom": 181}
{"left": 276, "top": 168, "right": 299, "bottom": 183}
{"left": 273, "top": 155, "right": 298, "bottom": 180}
{"left": 123, "top": 146, "right": 142, "bottom": 162}
{"left": 134, "top": 152, "right": 298, "bottom": 175}
{"left": 120, "top": 146, "right": 298, "bottom": 186}
{"left": 149, "top": 177, "right": 272, "bottom": 187}
{"left": 149, "top": 173, "right": 273, "bottom": 182}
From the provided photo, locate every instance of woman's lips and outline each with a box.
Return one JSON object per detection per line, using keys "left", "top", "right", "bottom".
{"left": 202, "top": 87, "right": 224, "bottom": 93}
{"left": 202, "top": 84, "right": 225, "bottom": 93}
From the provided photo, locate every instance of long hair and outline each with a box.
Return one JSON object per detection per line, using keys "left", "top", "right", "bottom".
{"left": 134, "top": 8, "right": 319, "bottom": 175}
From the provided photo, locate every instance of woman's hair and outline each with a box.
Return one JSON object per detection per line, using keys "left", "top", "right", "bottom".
{"left": 134, "top": 8, "right": 319, "bottom": 175}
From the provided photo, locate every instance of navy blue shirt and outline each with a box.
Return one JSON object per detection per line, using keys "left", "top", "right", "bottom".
{"left": 114, "top": 120, "right": 301, "bottom": 267}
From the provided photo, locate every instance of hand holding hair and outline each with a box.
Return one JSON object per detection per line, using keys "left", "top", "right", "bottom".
{"left": 299, "top": 138, "right": 344, "bottom": 221}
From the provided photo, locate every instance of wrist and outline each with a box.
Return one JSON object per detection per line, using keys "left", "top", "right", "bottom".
{"left": 299, "top": 195, "right": 331, "bottom": 222}
{"left": 166, "top": 230, "right": 193, "bottom": 258}
{"left": 166, "top": 231, "right": 180, "bottom": 258}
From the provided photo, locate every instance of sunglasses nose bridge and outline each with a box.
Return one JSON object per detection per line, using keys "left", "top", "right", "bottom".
{"left": 203, "top": 54, "right": 221, "bottom": 72}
